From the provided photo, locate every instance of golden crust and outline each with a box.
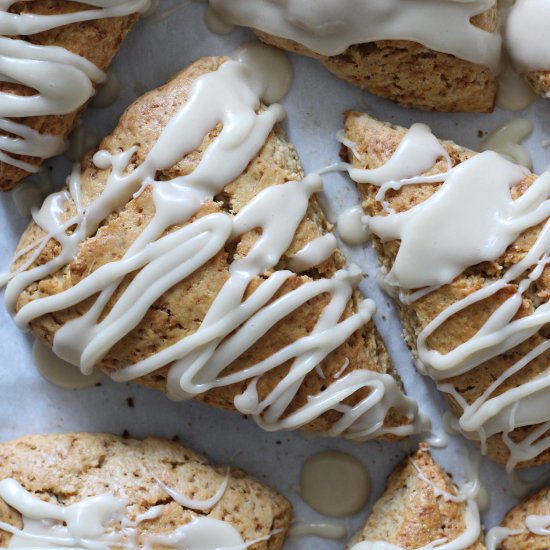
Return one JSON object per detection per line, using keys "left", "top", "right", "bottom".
{"left": 342, "top": 111, "right": 550, "bottom": 467}
{"left": 500, "top": 487, "right": 550, "bottom": 550}
{"left": 254, "top": 7, "right": 498, "bottom": 113}
{"left": 524, "top": 70, "right": 550, "bottom": 97}
{"left": 347, "top": 445, "right": 485, "bottom": 549}
{"left": 13, "top": 57, "right": 412, "bottom": 437}
{"left": 0, "top": 1, "right": 141, "bottom": 191}
{"left": 0, "top": 433, "right": 292, "bottom": 549}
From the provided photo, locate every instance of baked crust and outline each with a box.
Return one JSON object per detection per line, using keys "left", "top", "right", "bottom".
{"left": 347, "top": 445, "right": 485, "bottom": 549}
{"left": 0, "top": 1, "right": 141, "bottom": 191}
{"left": 253, "top": 7, "right": 498, "bottom": 113}
{"left": 342, "top": 111, "right": 550, "bottom": 467}
{"left": 524, "top": 70, "right": 550, "bottom": 97}
{"left": 0, "top": 432, "right": 292, "bottom": 549}
{"left": 12, "top": 57, "right": 413, "bottom": 437}
{"left": 500, "top": 486, "right": 550, "bottom": 550}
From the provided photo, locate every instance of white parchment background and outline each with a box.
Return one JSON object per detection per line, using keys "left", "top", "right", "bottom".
{"left": 1, "top": 1, "right": 550, "bottom": 548}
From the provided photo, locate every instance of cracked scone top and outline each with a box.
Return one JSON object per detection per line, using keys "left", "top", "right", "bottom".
{"left": 346, "top": 446, "right": 485, "bottom": 550}
{"left": 207, "top": 0, "right": 499, "bottom": 112}
{"left": 2, "top": 45, "right": 427, "bottom": 441}
{"left": 0, "top": 432, "right": 292, "bottom": 549}
{"left": 0, "top": 0, "right": 150, "bottom": 191}
{"left": 341, "top": 113, "right": 550, "bottom": 469}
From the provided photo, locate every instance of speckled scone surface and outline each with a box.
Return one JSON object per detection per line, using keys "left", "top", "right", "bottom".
{"left": 524, "top": 70, "right": 550, "bottom": 97}
{"left": 0, "top": 1, "right": 140, "bottom": 191}
{"left": 347, "top": 445, "right": 485, "bottom": 549}
{"left": 500, "top": 487, "right": 550, "bottom": 550}
{"left": 254, "top": 7, "right": 497, "bottom": 113}
{"left": 0, "top": 433, "right": 292, "bottom": 549}
{"left": 343, "top": 112, "right": 550, "bottom": 467}
{"left": 12, "top": 57, "right": 410, "bottom": 437}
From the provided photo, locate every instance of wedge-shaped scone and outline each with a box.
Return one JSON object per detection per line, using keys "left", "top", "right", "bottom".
{"left": 486, "top": 486, "right": 550, "bottom": 549}
{"left": 208, "top": 0, "right": 499, "bottom": 112}
{"left": 0, "top": 0, "right": 149, "bottom": 191}
{"left": 347, "top": 445, "right": 485, "bottom": 549}
{"left": 506, "top": 0, "right": 550, "bottom": 98}
{"left": 3, "top": 47, "right": 425, "bottom": 441}
{"left": 0, "top": 433, "right": 291, "bottom": 549}
{"left": 342, "top": 112, "right": 550, "bottom": 469}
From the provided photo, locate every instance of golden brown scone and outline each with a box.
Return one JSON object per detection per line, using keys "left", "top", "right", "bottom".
{"left": 0, "top": 433, "right": 291, "bottom": 549}
{"left": 347, "top": 445, "right": 485, "bottom": 549}
{"left": 12, "top": 57, "right": 414, "bottom": 438}
{"left": 524, "top": 70, "right": 550, "bottom": 97}
{"left": 253, "top": 6, "right": 498, "bottom": 113}
{"left": 500, "top": 487, "right": 550, "bottom": 550}
{"left": 0, "top": 1, "right": 141, "bottom": 191}
{"left": 342, "top": 111, "right": 550, "bottom": 467}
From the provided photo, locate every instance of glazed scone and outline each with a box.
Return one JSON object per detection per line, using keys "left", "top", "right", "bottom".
{"left": 341, "top": 112, "right": 550, "bottom": 468}
{"left": 493, "top": 486, "right": 550, "bottom": 549}
{"left": 4, "top": 48, "right": 425, "bottom": 441}
{"left": 347, "top": 445, "right": 485, "bottom": 549}
{"left": 208, "top": 0, "right": 499, "bottom": 112}
{"left": 0, "top": 433, "right": 291, "bottom": 549}
{"left": 0, "top": 1, "right": 148, "bottom": 191}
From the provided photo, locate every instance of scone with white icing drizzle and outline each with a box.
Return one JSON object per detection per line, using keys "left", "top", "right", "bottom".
{"left": 347, "top": 445, "right": 485, "bottom": 550}
{"left": 0, "top": 0, "right": 150, "bottom": 191}
{"left": 486, "top": 486, "right": 550, "bottom": 549}
{"left": 506, "top": 0, "right": 550, "bottom": 98}
{"left": 341, "top": 112, "right": 550, "bottom": 469}
{"left": 2, "top": 45, "right": 426, "bottom": 442}
{"left": 0, "top": 432, "right": 291, "bottom": 548}
{"left": 207, "top": 0, "right": 499, "bottom": 112}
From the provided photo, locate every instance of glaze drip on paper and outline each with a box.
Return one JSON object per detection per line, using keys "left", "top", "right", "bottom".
{"left": 344, "top": 121, "right": 550, "bottom": 469}
{"left": 0, "top": 0, "right": 150, "bottom": 172}
{"left": 2, "top": 45, "right": 426, "bottom": 441}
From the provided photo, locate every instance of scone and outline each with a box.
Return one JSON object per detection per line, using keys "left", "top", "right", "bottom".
{"left": 0, "top": 0, "right": 149, "bottom": 191}
{"left": 506, "top": 0, "right": 550, "bottom": 98}
{"left": 487, "top": 486, "right": 550, "bottom": 549}
{"left": 208, "top": 0, "right": 499, "bottom": 112}
{"left": 3, "top": 47, "right": 426, "bottom": 441}
{"left": 341, "top": 112, "right": 550, "bottom": 468}
{"left": 0, "top": 432, "right": 291, "bottom": 549}
{"left": 347, "top": 445, "right": 485, "bottom": 549}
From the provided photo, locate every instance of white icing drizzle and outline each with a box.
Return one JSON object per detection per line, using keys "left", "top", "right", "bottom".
{"left": 337, "top": 205, "right": 370, "bottom": 245}
{"left": 485, "top": 527, "right": 525, "bottom": 550}
{"left": 485, "top": 512, "right": 550, "bottom": 549}
{"left": 299, "top": 450, "right": 370, "bottom": 517}
{"left": 208, "top": 0, "right": 501, "bottom": 71}
{"left": 2, "top": 45, "right": 426, "bottom": 441}
{"left": 480, "top": 118, "right": 534, "bottom": 169}
{"left": 506, "top": 0, "right": 550, "bottom": 72}
{"left": 0, "top": 0, "right": 150, "bottom": 171}
{"left": 0, "top": 474, "right": 257, "bottom": 549}
{"left": 32, "top": 339, "right": 103, "bottom": 390}
{"left": 496, "top": 54, "right": 537, "bottom": 111}
{"left": 344, "top": 121, "right": 550, "bottom": 469}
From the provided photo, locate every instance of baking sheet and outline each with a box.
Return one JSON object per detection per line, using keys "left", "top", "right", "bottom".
{"left": 1, "top": 1, "right": 550, "bottom": 547}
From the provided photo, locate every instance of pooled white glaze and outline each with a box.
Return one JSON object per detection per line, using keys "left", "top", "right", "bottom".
{"left": 0, "top": 0, "right": 149, "bottom": 171}
{"left": 0, "top": 475, "right": 251, "bottom": 549}
{"left": 496, "top": 54, "right": 537, "bottom": 111}
{"left": 299, "top": 450, "right": 370, "bottom": 517}
{"left": 506, "top": 0, "right": 550, "bottom": 71}
{"left": 12, "top": 166, "right": 53, "bottom": 217}
{"left": 344, "top": 121, "right": 550, "bottom": 469}
{"left": 32, "top": 340, "right": 103, "bottom": 390}
{"left": 208, "top": 0, "right": 501, "bottom": 71}
{"left": 480, "top": 118, "right": 534, "bottom": 169}
{"left": 3, "top": 45, "right": 426, "bottom": 441}
{"left": 288, "top": 521, "right": 347, "bottom": 540}
{"left": 337, "top": 205, "right": 370, "bottom": 245}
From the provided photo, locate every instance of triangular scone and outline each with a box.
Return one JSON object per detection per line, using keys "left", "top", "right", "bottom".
{"left": 0, "top": 433, "right": 292, "bottom": 548}
{"left": 347, "top": 445, "right": 485, "bottom": 549}
{"left": 208, "top": 1, "right": 498, "bottom": 112}
{"left": 493, "top": 486, "right": 550, "bottom": 549}
{"left": 342, "top": 112, "right": 550, "bottom": 468}
{"left": 6, "top": 54, "right": 424, "bottom": 440}
{"left": 0, "top": 1, "right": 146, "bottom": 191}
